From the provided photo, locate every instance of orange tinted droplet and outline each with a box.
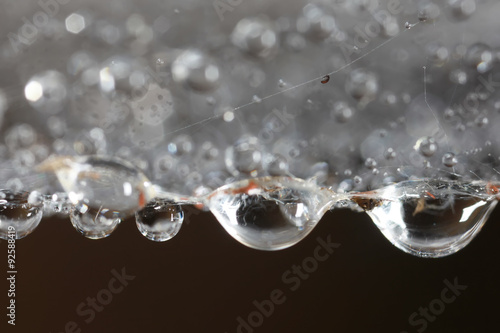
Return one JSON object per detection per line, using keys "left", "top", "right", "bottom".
{"left": 321, "top": 75, "right": 330, "bottom": 84}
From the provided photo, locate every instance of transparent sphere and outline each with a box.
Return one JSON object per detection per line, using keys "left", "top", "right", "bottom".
{"left": 135, "top": 199, "right": 184, "bottom": 242}
{"left": 70, "top": 202, "right": 121, "bottom": 239}
{"left": 208, "top": 177, "right": 333, "bottom": 250}
{"left": 364, "top": 180, "right": 497, "bottom": 257}
{"left": 0, "top": 190, "right": 43, "bottom": 240}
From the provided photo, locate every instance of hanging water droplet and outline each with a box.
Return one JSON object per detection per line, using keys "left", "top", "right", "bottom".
{"left": 0, "top": 190, "right": 43, "bottom": 240}
{"left": 208, "top": 177, "right": 334, "bottom": 250}
{"left": 70, "top": 202, "right": 121, "bottom": 239}
{"left": 415, "top": 136, "right": 438, "bottom": 157}
{"left": 364, "top": 180, "right": 497, "bottom": 257}
{"left": 405, "top": 22, "right": 412, "bottom": 29}
{"left": 37, "top": 155, "right": 155, "bottom": 218}
{"left": 321, "top": 75, "right": 330, "bottom": 84}
{"left": 135, "top": 199, "right": 184, "bottom": 242}
{"left": 442, "top": 152, "right": 458, "bottom": 167}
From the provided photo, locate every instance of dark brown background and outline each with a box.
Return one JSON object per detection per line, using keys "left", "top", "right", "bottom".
{"left": 2, "top": 205, "right": 499, "bottom": 333}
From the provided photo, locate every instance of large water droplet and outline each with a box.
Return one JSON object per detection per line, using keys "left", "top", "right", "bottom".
{"left": 37, "top": 155, "right": 155, "bottom": 217}
{"left": 0, "top": 190, "right": 43, "bottom": 240}
{"left": 70, "top": 202, "right": 121, "bottom": 239}
{"left": 363, "top": 180, "right": 497, "bottom": 257}
{"left": 208, "top": 177, "right": 334, "bottom": 250}
{"left": 135, "top": 199, "right": 184, "bottom": 242}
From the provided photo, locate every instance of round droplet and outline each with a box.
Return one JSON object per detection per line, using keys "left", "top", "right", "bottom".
{"left": 225, "top": 136, "right": 264, "bottom": 177}
{"left": 172, "top": 49, "right": 220, "bottom": 92}
{"left": 365, "top": 157, "right": 377, "bottom": 169}
{"left": 448, "top": 0, "right": 476, "bottom": 20}
{"left": 70, "top": 202, "right": 121, "bottom": 239}
{"left": 321, "top": 75, "right": 330, "bottom": 84}
{"left": 449, "top": 69, "right": 467, "bottom": 85}
{"left": 366, "top": 180, "right": 496, "bottom": 257}
{"left": 208, "top": 177, "right": 333, "bottom": 250}
{"left": 417, "top": 1, "right": 440, "bottom": 22}
{"left": 465, "top": 43, "right": 494, "bottom": 73}
{"left": 135, "top": 199, "right": 184, "bottom": 242}
{"left": 331, "top": 101, "right": 354, "bottom": 123}
{"left": 415, "top": 136, "right": 438, "bottom": 157}
{"left": 345, "top": 68, "right": 378, "bottom": 102}
{"left": 231, "top": 17, "right": 278, "bottom": 58}
{"left": 385, "top": 148, "right": 397, "bottom": 160}
{"left": 442, "top": 152, "right": 458, "bottom": 167}
{"left": 405, "top": 22, "right": 412, "bottom": 29}
{"left": 24, "top": 70, "right": 67, "bottom": 114}
{"left": 297, "top": 4, "right": 337, "bottom": 40}
{"left": 0, "top": 190, "right": 43, "bottom": 240}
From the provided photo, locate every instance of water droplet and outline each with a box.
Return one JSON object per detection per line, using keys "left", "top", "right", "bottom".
{"left": 385, "top": 148, "right": 397, "bottom": 160}
{"left": 225, "top": 136, "right": 264, "bottom": 176}
{"left": 448, "top": 0, "right": 476, "bottom": 20}
{"left": 37, "top": 156, "right": 155, "bottom": 217}
{"left": 442, "top": 152, "right": 458, "bottom": 167}
{"left": 331, "top": 101, "right": 354, "bottom": 123}
{"left": 278, "top": 79, "right": 287, "bottom": 88}
{"left": 70, "top": 202, "right": 121, "bottom": 239}
{"left": 405, "top": 22, "right": 412, "bottom": 29}
{"left": 365, "top": 157, "right": 377, "bottom": 169}
{"left": 465, "top": 43, "right": 494, "bottom": 73}
{"left": 321, "top": 75, "right": 330, "bottom": 84}
{"left": 136, "top": 199, "right": 184, "bottom": 242}
{"left": 297, "top": 4, "right": 338, "bottom": 40}
{"left": 24, "top": 70, "right": 67, "bottom": 114}
{"left": 449, "top": 69, "right": 467, "bottom": 85}
{"left": 208, "top": 177, "right": 333, "bottom": 250}
{"left": 365, "top": 180, "right": 497, "bottom": 257}
{"left": 231, "top": 17, "right": 278, "bottom": 58}
{"left": 345, "top": 68, "right": 378, "bottom": 102}
{"left": 0, "top": 190, "right": 43, "bottom": 240}
{"left": 417, "top": 1, "right": 440, "bottom": 22}
{"left": 252, "top": 95, "right": 262, "bottom": 103}
{"left": 415, "top": 136, "right": 438, "bottom": 157}
{"left": 172, "top": 49, "right": 220, "bottom": 92}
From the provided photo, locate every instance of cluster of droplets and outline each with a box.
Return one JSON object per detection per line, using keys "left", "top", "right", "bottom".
{"left": 0, "top": 155, "right": 498, "bottom": 258}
